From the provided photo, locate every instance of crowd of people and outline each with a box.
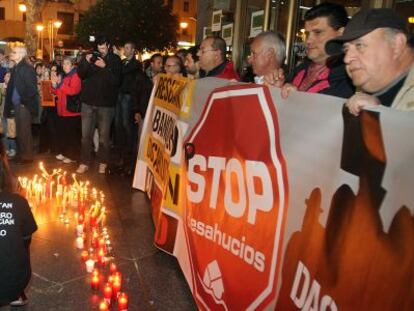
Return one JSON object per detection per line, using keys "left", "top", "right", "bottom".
{"left": 0, "top": 3, "right": 413, "bottom": 307}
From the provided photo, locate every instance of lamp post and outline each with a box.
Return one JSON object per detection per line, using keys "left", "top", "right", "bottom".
{"left": 48, "top": 20, "right": 62, "bottom": 61}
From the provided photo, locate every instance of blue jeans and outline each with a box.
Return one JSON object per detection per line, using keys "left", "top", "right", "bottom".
{"left": 115, "top": 93, "right": 136, "bottom": 166}
{"left": 80, "top": 104, "right": 114, "bottom": 165}
{"left": 2, "top": 118, "right": 17, "bottom": 152}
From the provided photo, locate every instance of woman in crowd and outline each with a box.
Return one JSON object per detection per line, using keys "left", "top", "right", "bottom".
{"left": 0, "top": 142, "right": 37, "bottom": 307}
{"left": 51, "top": 57, "right": 81, "bottom": 163}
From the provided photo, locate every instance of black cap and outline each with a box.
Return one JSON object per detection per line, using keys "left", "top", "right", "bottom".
{"left": 325, "top": 9, "right": 409, "bottom": 55}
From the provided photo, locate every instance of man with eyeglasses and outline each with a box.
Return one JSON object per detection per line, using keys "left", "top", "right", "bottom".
{"left": 249, "top": 31, "right": 286, "bottom": 86}
{"left": 164, "top": 55, "right": 182, "bottom": 76}
{"left": 325, "top": 9, "right": 414, "bottom": 113}
{"left": 278, "top": 3, "right": 354, "bottom": 99}
{"left": 197, "top": 35, "right": 240, "bottom": 81}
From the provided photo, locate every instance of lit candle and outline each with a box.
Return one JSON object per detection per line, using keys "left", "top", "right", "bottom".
{"left": 78, "top": 213, "right": 85, "bottom": 225}
{"left": 76, "top": 237, "right": 84, "bottom": 249}
{"left": 118, "top": 293, "right": 128, "bottom": 311}
{"left": 112, "top": 279, "right": 121, "bottom": 298}
{"left": 92, "top": 269, "right": 100, "bottom": 282}
{"left": 109, "top": 263, "right": 117, "bottom": 274}
{"left": 99, "top": 301, "right": 109, "bottom": 311}
{"left": 108, "top": 274, "right": 114, "bottom": 284}
{"left": 86, "top": 259, "right": 95, "bottom": 273}
{"left": 91, "top": 274, "right": 100, "bottom": 290}
{"left": 98, "top": 248, "right": 105, "bottom": 266}
{"left": 113, "top": 272, "right": 122, "bottom": 283}
{"left": 98, "top": 238, "right": 105, "bottom": 248}
{"left": 81, "top": 250, "right": 89, "bottom": 261}
{"left": 49, "top": 181, "right": 54, "bottom": 199}
{"left": 103, "top": 282, "right": 113, "bottom": 305}
{"left": 92, "top": 231, "right": 99, "bottom": 248}
{"left": 99, "top": 300, "right": 109, "bottom": 311}
{"left": 76, "top": 224, "right": 84, "bottom": 236}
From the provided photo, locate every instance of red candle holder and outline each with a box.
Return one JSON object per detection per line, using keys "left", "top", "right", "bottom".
{"left": 108, "top": 274, "right": 114, "bottom": 284}
{"left": 80, "top": 250, "right": 89, "bottom": 261}
{"left": 92, "top": 231, "right": 99, "bottom": 248}
{"left": 78, "top": 213, "right": 85, "bottom": 225}
{"left": 109, "top": 263, "right": 117, "bottom": 274}
{"left": 103, "top": 282, "right": 113, "bottom": 305}
{"left": 98, "top": 248, "right": 106, "bottom": 266}
{"left": 118, "top": 292, "right": 128, "bottom": 311}
{"left": 112, "top": 279, "right": 121, "bottom": 298}
{"left": 113, "top": 272, "right": 122, "bottom": 283}
{"left": 91, "top": 274, "right": 100, "bottom": 290}
{"left": 98, "top": 238, "right": 106, "bottom": 248}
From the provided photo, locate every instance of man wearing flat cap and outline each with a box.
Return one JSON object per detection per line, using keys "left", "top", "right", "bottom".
{"left": 326, "top": 8, "right": 414, "bottom": 114}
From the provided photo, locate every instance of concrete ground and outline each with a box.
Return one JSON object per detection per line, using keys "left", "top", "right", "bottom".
{"left": 2, "top": 154, "right": 196, "bottom": 311}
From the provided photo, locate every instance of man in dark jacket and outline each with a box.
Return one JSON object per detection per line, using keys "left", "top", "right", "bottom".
{"left": 5, "top": 47, "right": 39, "bottom": 163}
{"left": 114, "top": 42, "right": 141, "bottom": 173}
{"left": 76, "top": 36, "right": 122, "bottom": 174}
{"left": 281, "top": 3, "right": 354, "bottom": 99}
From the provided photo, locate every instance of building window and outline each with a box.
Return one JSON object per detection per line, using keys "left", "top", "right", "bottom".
{"left": 57, "top": 12, "right": 75, "bottom": 35}
{"left": 183, "top": 1, "right": 189, "bottom": 12}
{"left": 0, "top": 8, "right": 5, "bottom": 20}
{"left": 23, "top": 12, "right": 26, "bottom": 22}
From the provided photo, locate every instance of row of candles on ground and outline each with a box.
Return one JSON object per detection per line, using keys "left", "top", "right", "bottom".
{"left": 19, "top": 163, "right": 127, "bottom": 310}
{"left": 74, "top": 200, "right": 128, "bottom": 310}
{"left": 18, "top": 162, "right": 105, "bottom": 212}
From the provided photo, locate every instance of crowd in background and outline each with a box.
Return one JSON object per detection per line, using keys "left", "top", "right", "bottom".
{"left": 0, "top": 3, "right": 412, "bottom": 178}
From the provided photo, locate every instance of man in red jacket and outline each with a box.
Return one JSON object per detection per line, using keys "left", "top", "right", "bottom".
{"left": 197, "top": 36, "right": 240, "bottom": 81}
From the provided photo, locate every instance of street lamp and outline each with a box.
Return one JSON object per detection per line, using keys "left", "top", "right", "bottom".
{"left": 18, "top": 3, "right": 27, "bottom": 13}
{"left": 48, "top": 20, "right": 62, "bottom": 61}
{"left": 180, "top": 22, "right": 189, "bottom": 29}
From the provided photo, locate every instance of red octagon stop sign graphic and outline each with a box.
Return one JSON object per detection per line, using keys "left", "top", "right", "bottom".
{"left": 183, "top": 85, "right": 289, "bottom": 310}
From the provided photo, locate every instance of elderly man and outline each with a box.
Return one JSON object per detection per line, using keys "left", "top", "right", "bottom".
{"left": 4, "top": 46, "right": 39, "bottom": 164}
{"left": 281, "top": 2, "right": 354, "bottom": 98}
{"left": 326, "top": 9, "right": 414, "bottom": 114}
{"left": 249, "top": 31, "right": 286, "bottom": 86}
{"left": 197, "top": 35, "right": 239, "bottom": 80}
{"left": 164, "top": 55, "right": 182, "bottom": 76}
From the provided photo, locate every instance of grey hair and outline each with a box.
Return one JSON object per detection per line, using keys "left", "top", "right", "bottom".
{"left": 254, "top": 31, "right": 286, "bottom": 66}
{"left": 63, "top": 56, "right": 75, "bottom": 65}
{"left": 15, "top": 46, "right": 27, "bottom": 58}
{"left": 383, "top": 27, "right": 413, "bottom": 48}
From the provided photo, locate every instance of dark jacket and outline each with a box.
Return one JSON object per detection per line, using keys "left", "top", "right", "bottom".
{"left": 120, "top": 57, "right": 142, "bottom": 94}
{"left": 77, "top": 52, "right": 122, "bottom": 107}
{"left": 133, "top": 71, "right": 153, "bottom": 119}
{"left": 5, "top": 60, "right": 39, "bottom": 117}
{"left": 286, "top": 57, "right": 355, "bottom": 99}
{"left": 200, "top": 60, "right": 240, "bottom": 81}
